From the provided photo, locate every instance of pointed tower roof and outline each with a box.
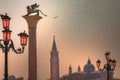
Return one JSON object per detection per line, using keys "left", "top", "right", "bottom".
{"left": 69, "top": 65, "right": 72, "bottom": 70}
{"left": 87, "top": 58, "right": 91, "bottom": 64}
{"left": 52, "top": 36, "right": 57, "bottom": 51}
{"left": 78, "top": 65, "right": 81, "bottom": 72}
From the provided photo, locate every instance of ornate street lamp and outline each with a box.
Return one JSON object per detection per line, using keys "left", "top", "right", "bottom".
{"left": 18, "top": 31, "right": 28, "bottom": 46}
{"left": 96, "top": 59, "right": 101, "bottom": 70}
{"left": 112, "top": 59, "right": 116, "bottom": 69}
{"left": 0, "top": 13, "right": 28, "bottom": 80}
{"left": 2, "top": 29, "right": 12, "bottom": 41}
{"left": 105, "top": 52, "right": 110, "bottom": 60}
{"left": 1, "top": 13, "right": 11, "bottom": 29}
{"left": 96, "top": 52, "right": 116, "bottom": 80}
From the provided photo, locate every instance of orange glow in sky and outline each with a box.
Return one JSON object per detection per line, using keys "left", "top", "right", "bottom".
{"left": 0, "top": 0, "right": 120, "bottom": 80}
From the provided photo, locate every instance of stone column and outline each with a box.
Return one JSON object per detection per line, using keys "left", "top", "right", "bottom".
{"left": 23, "top": 15, "right": 42, "bottom": 80}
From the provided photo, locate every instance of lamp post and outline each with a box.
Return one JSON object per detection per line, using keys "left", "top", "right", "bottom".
{"left": 0, "top": 13, "right": 28, "bottom": 80}
{"left": 96, "top": 52, "right": 116, "bottom": 80}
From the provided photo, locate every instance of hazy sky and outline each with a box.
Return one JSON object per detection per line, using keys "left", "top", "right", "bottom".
{"left": 0, "top": 0, "right": 120, "bottom": 80}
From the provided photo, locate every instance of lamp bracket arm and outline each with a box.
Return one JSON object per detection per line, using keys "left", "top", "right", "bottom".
{"left": 0, "top": 39, "right": 5, "bottom": 52}
{"left": 9, "top": 40, "right": 24, "bottom": 54}
{"left": 101, "top": 64, "right": 106, "bottom": 72}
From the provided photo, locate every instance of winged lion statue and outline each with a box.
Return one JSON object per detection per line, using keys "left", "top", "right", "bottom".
{"left": 26, "top": 3, "right": 47, "bottom": 16}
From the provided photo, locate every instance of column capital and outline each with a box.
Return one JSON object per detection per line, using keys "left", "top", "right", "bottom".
{"left": 22, "top": 15, "right": 42, "bottom": 28}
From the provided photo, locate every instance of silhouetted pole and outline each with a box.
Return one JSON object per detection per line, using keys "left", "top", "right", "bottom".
{"left": 107, "top": 63, "right": 110, "bottom": 80}
{"left": 23, "top": 15, "right": 42, "bottom": 80}
{"left": 96, "top": 52, "right": 116, "bottom": 80}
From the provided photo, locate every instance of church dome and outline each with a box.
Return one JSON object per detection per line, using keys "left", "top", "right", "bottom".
{"left": 83, "top": 59, "right": 95, "bottom": 73}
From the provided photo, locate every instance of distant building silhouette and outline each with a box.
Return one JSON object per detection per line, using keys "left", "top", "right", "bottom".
{"left": 8, "top": 75, "right": 16, "bottom": 80}
{"left": 61, "top": 59, "right": 109, "bottom": 80}
{"left": 114, "top": 78, "right": 120, "bottom": 80}
{"left": 16, "top": 77, "right": 24, "bottom": 80}
{"left": 49, "top": 37, "right": 116, "bottom": 80}
{"left": 8, "top": 75, "right": 24, "bottom": 80}
{"left": 50, "top": 36, "right": 59, "bottom": 80}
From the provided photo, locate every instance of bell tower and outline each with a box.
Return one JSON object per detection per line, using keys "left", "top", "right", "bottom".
{"left": 69, "top": 65, "right": 72, "bottom": 75}
{"left": 50, "top": 36, "right": 59, "bottom": 80}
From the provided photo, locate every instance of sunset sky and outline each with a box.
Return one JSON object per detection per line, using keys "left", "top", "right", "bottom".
{"left": 0, "top": 0, "right": 120, "bottom": 80}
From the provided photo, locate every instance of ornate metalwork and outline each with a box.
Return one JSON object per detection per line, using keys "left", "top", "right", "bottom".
{"left": 0, "top": 13, "right": 28, "bottom": 80}
{"left": 25, "top": 3, "right": 47, "bottom": 16}
{"left": 0, "top": 39, "right": 25, "bottom": 54}
{"left": 96, "top": 52, "right": 116, "bottom": 80}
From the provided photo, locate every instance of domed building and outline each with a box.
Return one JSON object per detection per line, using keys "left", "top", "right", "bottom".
{"left": 84, "top": 59, "right": 95, "bottom": 73}
{"left": 49, "top": 37, "right": 114, "bottom": 80}
{"left": 60, "top": 59, "right": 109, "bottom": 80}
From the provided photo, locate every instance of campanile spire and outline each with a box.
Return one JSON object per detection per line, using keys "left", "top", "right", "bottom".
{"left": 50, "top": 36, "right": 59, "bottom": 80}
{"left": 52, "top": 35, "right": 57, "bottom": 51}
